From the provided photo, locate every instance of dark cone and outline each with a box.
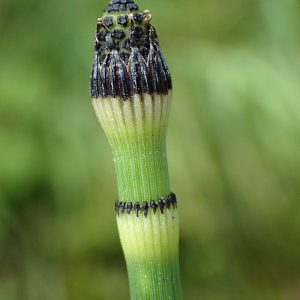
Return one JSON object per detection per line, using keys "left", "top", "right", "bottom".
{"left": 90, "top": 0, "right": 172, "bottom": 100}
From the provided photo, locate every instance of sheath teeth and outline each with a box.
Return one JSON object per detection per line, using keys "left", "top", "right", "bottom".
{"left": 115, "top": 193, "right": 177, "bottom": 217}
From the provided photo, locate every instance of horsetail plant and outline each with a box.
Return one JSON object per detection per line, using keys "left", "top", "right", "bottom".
{"left": 90, "top": 1, "right": 183, "bottom": 299}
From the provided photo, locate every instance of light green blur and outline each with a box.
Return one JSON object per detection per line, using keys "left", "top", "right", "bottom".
{"left": 1, "top": 0, "right": 300, "bottom": 299}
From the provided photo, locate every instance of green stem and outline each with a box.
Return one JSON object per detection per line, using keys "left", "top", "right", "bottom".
{"left": 92, "top": 93, "right": 171, "bottom": 203}
{"left": 118, "top": 207, "right": 182, "bottom": 300}
{"left": 92, "top": 92, "right": 183, "bottom": 300}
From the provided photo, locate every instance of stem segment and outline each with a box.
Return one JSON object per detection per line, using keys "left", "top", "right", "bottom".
{"left": 92, "top": 93, "right": 171, "bottom": 202}
{"left": 92, "top": 92, "right": 183, "bottom": 300}
{"left": 118, "top": 206, "right": 181, "bottom": 300}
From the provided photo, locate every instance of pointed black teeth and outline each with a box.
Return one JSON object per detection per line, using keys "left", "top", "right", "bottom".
{"left": 163, "top": 196, "right": 171, "bottom": 210}
{"left": 157, "top": 199, "right": 164, "bottom": 214}
{"left": 170, "top": 192, "right": 177, "bottom": 208}
{"left": 134, "top": 201, "right": 140, "bottom": 217}
{"left": 115, "top": 193, "right": 177, "bottom": 217}
{"left": 150, "top": 200, "right": 156, "bottom": 214}
{"left": 126, "top": 201, "right": 133, "bottom": 214}
{"left": 142, "top": 201, "right": 149, "bottom": 218}
{"left": 120, "top": 201, "right": 126, "bottom": 214}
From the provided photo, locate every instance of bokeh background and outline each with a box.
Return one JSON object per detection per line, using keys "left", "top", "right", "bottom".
{"left": 1, "top": 0, "right": 300, "bottom": 299}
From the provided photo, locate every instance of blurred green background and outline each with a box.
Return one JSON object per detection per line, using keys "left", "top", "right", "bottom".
{"left": 1, "top": 0, "right": 300, "bottom": 299}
